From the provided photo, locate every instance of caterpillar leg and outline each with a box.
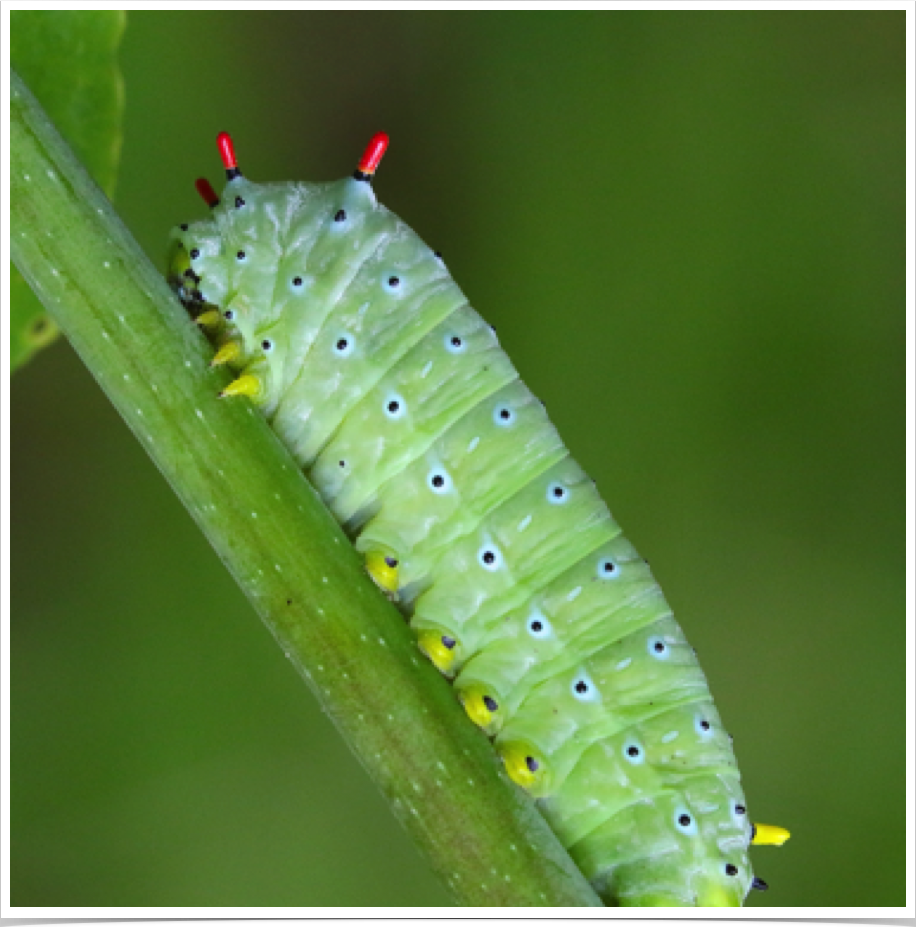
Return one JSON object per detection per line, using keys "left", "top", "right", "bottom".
{"left": 365, "top": 550, "right": 400, "bottom": 602}
{"left": 219, "top": 374, "right": 261, "bottom": 399}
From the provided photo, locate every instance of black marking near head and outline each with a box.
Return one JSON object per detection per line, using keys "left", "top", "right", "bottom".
{"left": 442, "top": 636, "right": 456, "bottom": 650}
{"left": 384, "top": 556, "right": 398, "bottom": 568}
{"left": 483, "top": 696, "right": 498, "bottom": 712}
{"left": 725, "top": 864, "right": 739, "bottom": 877}
{"left": 334, "top": 208, "right": 347, "bottom": 222}
{"left": 235, "top": 196, "right": 245, "bottom": 208}
{"left": 525, "top": 756, "right": 539, "bottom": 773}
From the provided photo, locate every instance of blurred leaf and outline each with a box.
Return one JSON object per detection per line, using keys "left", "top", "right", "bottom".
{"left": 10, "top": 10, "right": 126, "bottom": 372}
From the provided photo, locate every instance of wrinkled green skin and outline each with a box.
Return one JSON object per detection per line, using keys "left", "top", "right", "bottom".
{"left": 170, "top": 169, "right": 754, "bottom": 906}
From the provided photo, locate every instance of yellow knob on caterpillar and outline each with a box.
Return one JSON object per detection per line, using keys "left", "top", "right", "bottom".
{"left": 218, "top": 374, "right": 262, "bottom": 400}
{"left": 196, "top": 310, "right": 223, "bottom": 329}
{"left": 365, "top": 550, "right": 400, "bottom": 598}
{"left": 752, "top": 823, "right": 791, "bottom": 846}
{"left": 211, "top": 341, "right": 241, "bottom": 367}
{"left": 499, "top": 741, "right": 550, "bottom": 797}
{"left": 460, "top": 685, "right": 503, "bottom": 734}
{"left": 417, "top": 629, "right": 458, "bottom": 674}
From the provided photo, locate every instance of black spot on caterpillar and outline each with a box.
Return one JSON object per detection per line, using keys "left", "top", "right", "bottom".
{"left": 168, "top": 132, "right": 788, "bottom": 907}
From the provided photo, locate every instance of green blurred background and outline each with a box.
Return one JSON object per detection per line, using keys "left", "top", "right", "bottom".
{"left": 12, "top": 11, "right": 904, "bottom": 908}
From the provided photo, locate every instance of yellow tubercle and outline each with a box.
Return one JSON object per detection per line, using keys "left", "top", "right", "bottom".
{"left": 365, "top": 550, "right": 400, "bottom": 598}
{"left": 417, "top": 629, "right": 457, "bottom": 674}
{"left": 499, "top": 741, "right": 549, "bottom": 796}
{"left": 461, "top": 685, "right": 499, "bottom": 729}
{"left": 752, "top": 823, "right": 791, "bottom": 846}
{"left": 211, "top": 341, "right": 242, "bottom": 366}
{"left": 196, "top": 310, "right": 223, "bottom": 329}
{"left": 218, "top": 374, "right": 262, "bottom": 400}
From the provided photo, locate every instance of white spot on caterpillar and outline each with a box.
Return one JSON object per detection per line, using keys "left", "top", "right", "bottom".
{"left": 378, "top": 637, "right": 387, "bottom": 646}
{"left": 615, "top": 657, "right": 632, "bottom": 671}
{"left": 517, "top": 514, "right": 532, "bottom": 531}
{"left": 23, "top": 174, "right": 30, "bottom": 181}
{"left": 317, "top": 665, "right": 324, "bottom": 672}
{"left": 274, "top": 564, "right": 282, "bottom": 572}
{"left": 122, "top": 373, "right": 130, "bottom": 381}
{"left": 47, "top": 169, "right": 57, "bottom": 180}
{"left": 384, "top": 393, "right": 407, "bottom": 420}
{"left": 526, "top": 610, "right": 552, "bottom": 639}
{"left": 421, "top": 360, "right": 433, "bottom": 378}
{"left": 251, "top": 512, "right": 257, "bottom": 518}
{"left": 104, "top": 262, "right": 111, "bottom": 269}
{"left": 662, "top": 730, "right": 680, "bottom": 743}
{"left": 195, "top": 409, "right": 204, "bottom": 420}
{"left": 566, "top": 585, "right": 583, "bottom": 602}
{"left": 360, "top": 633, "right": 367, "bottom": 641}
{"left": 477, "top": 543, "right": 503, "bottom": 571}
{"left": 547, "top": 482, "right": 569, "bottom": 504}
{"left": 467, "top": 436, "right": 480, "bottom": 453}
{"left": 322, "top": 576, "right": 328, "bottom": 583}
{"left": 151, "top": 384, "right": 158, "bottom": 393}
{"left": 571, "top": 670, "right": 599, "bottom": 702}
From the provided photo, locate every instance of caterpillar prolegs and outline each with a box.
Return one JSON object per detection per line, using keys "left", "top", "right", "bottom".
{"left": 169, "top": 132, "right": 789, "bottom": 907}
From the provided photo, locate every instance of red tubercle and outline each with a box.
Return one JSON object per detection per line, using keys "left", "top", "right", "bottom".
{"left": 357, "top": 132, "right": 389, "bottom": 176}
{"left": 195, "top": 177, "right": 220, "bottom": 208}
{"left": 216, "top": 132, "right": 238, "bottom": 172}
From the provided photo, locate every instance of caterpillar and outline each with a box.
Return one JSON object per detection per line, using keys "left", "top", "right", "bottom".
{"left": 168, "top": 132, "right": 789, "bottom": 907}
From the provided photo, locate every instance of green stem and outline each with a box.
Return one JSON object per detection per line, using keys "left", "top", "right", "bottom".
{"left": 10, "top": 69, "right": 603, "bottom": 908}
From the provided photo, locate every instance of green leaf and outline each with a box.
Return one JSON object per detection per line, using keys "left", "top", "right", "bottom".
{"left": 9, "top": 10, "right": 126, "bottom": 373}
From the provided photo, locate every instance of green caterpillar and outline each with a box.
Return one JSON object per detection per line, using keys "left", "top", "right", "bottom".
{"left": 169, "top": 132, "right": 789, "bottom": 907}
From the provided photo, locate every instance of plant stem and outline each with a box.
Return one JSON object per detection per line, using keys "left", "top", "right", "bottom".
{"left": 10, "top": 68, "right": 603, "bottom": 907}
